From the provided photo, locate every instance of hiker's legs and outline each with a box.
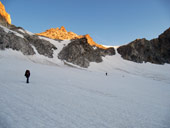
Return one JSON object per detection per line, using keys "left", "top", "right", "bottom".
{"left": 26, "top": 77, "right": 29, "bottom": 83}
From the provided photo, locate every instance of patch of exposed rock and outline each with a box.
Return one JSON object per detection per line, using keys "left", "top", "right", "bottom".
{"left": 24, "top": 35, "right": 57, "bottom": 58}
{"left": 117, "top": 28, "right": 170, "bottom": 64}
{"left": 58, "top": 38, "right": 115, "bottom": 68}
{"left": 0, "top": 26, "right": 57, "bottom": 58}
{"left": 0, "top": 26, "right": 35, "bottom": 55}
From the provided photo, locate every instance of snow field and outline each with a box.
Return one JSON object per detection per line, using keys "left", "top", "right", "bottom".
{"left": 0, "top": 50, "right": 170, "bottom": 128}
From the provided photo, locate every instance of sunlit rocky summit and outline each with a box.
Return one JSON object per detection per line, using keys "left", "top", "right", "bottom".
{"left": 37, "top": 26, "right": 107, "bottom": 49}
{"left": 37, "top": 26, "right": 78, "bottom": 40}
{"left": 0, "top": 1, "right": 11, "bottom": 26}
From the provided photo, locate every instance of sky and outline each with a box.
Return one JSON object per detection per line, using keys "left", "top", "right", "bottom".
{"left": 2, "top": 0, "right": 170, "bottom": 46}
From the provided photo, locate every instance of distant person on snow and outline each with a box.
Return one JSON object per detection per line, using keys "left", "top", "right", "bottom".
{"left": 106, "top": 72, "right": 108, "bottom": 76}
{"left": 25, "top": 70, "right": 30, "bottom": 83}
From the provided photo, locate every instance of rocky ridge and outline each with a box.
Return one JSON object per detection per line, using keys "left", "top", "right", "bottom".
{"left": 117, "top": 28, "right": 170, "bottom": 64}
{"left": 0, "top": 25, "right": 57, "bottom": 58}
{"left": 0, "top": 24, "right": 115, "bottom": 68}
{"left": 37, "top": 26, "right": 107, "bottom": 49}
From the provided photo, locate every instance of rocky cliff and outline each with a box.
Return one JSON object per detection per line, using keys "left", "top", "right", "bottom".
{"left": 58, "top": 38, "right": 115, "bottom": 68}
{"left": 117, "top": 28, "right": 170, "bottom": 64}
{"left": 37, "top": 26, "right": 107, "bottom": 49}
{"left": 0, "top": 1, "right": 11, "bottom": 27}
{"left": 0, "top": 25, "right": 57, "bottom": 58}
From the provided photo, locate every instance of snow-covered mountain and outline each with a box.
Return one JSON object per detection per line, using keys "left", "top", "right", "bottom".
{"left": 0, "top": 1, "right": 116, "bottom": 68}
{"left": 0, "top": 0, "right": 170, "bottom": 67}
{"left": 0, "top": 25, "right": 115, "bottom": 68}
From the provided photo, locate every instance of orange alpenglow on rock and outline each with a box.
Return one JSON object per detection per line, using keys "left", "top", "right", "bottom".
{"left": 0, "top": 1, "right": 11, "bottom": 24}
{"left": 37, "top": 26, "right": 79, "bottom": 40}
{"left": 37, "top": 26, "right": 107, "bottom": 49}
{"left": 84, "top": 34, "right": 107, "bottom": 49}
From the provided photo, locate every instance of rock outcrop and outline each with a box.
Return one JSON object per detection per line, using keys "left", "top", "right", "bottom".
{"left": 0, "top": 1, "right": 11, "bottom": 27}
{"left": 0, "top": 26, "right": 35, "bottom": 55}
{"left": 58, "top": 38, "right": 115, "bottom": 68}
{"left": 37, "top": 26, "right": 107, "bottom": 49}
{"left": 117, "top": 28, "right": 170, "bottom": 64}
{"left": 0, "top": 25, "right": 57, "bottom": 58}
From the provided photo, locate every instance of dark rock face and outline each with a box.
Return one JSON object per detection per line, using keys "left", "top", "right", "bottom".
{"left": 24, "top": 35, "right": 57, "bottom": 58}
{"left": 158, "top": 28, "right": 170, "bottom": 63}
{"left": 0, "top": 26, "right": 35, "bottom": 55}
{"left": 117, "top": 28, "right": 170, "bottom": 64}
{"left": 0, "top": 26, "right": 57, "bottom": 58}
{"left": 58, "top": 38, "right": 115, "bottom": 68}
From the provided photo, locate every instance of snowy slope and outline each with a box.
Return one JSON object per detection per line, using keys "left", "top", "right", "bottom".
{"left": 0, "top": 25, "right": 170, "bottom": 128}
{"left": 0, "top": 49, "right": 170, "bottom": 128}
{"left": 29, "top": 36, "right": 71, "bottom": 67}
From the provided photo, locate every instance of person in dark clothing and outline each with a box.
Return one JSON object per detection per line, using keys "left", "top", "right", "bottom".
{"left": 106, "top": 72, "right": 107, "bottom": 76}
{"left": 25, "top": 70, "right": 30, "bottom": 83}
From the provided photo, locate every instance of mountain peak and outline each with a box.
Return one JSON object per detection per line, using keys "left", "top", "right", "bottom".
{"left": 60, "top": 26, "right": 67, "bottom": 32}
{"left": 37, "top": 27, "right": 107, "bottom": 49}
{"left": 37, "top": 26, "right": 79, "bottom": 40}
{"left": 0, "top": 1, "right": 11, "bottom": 24}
